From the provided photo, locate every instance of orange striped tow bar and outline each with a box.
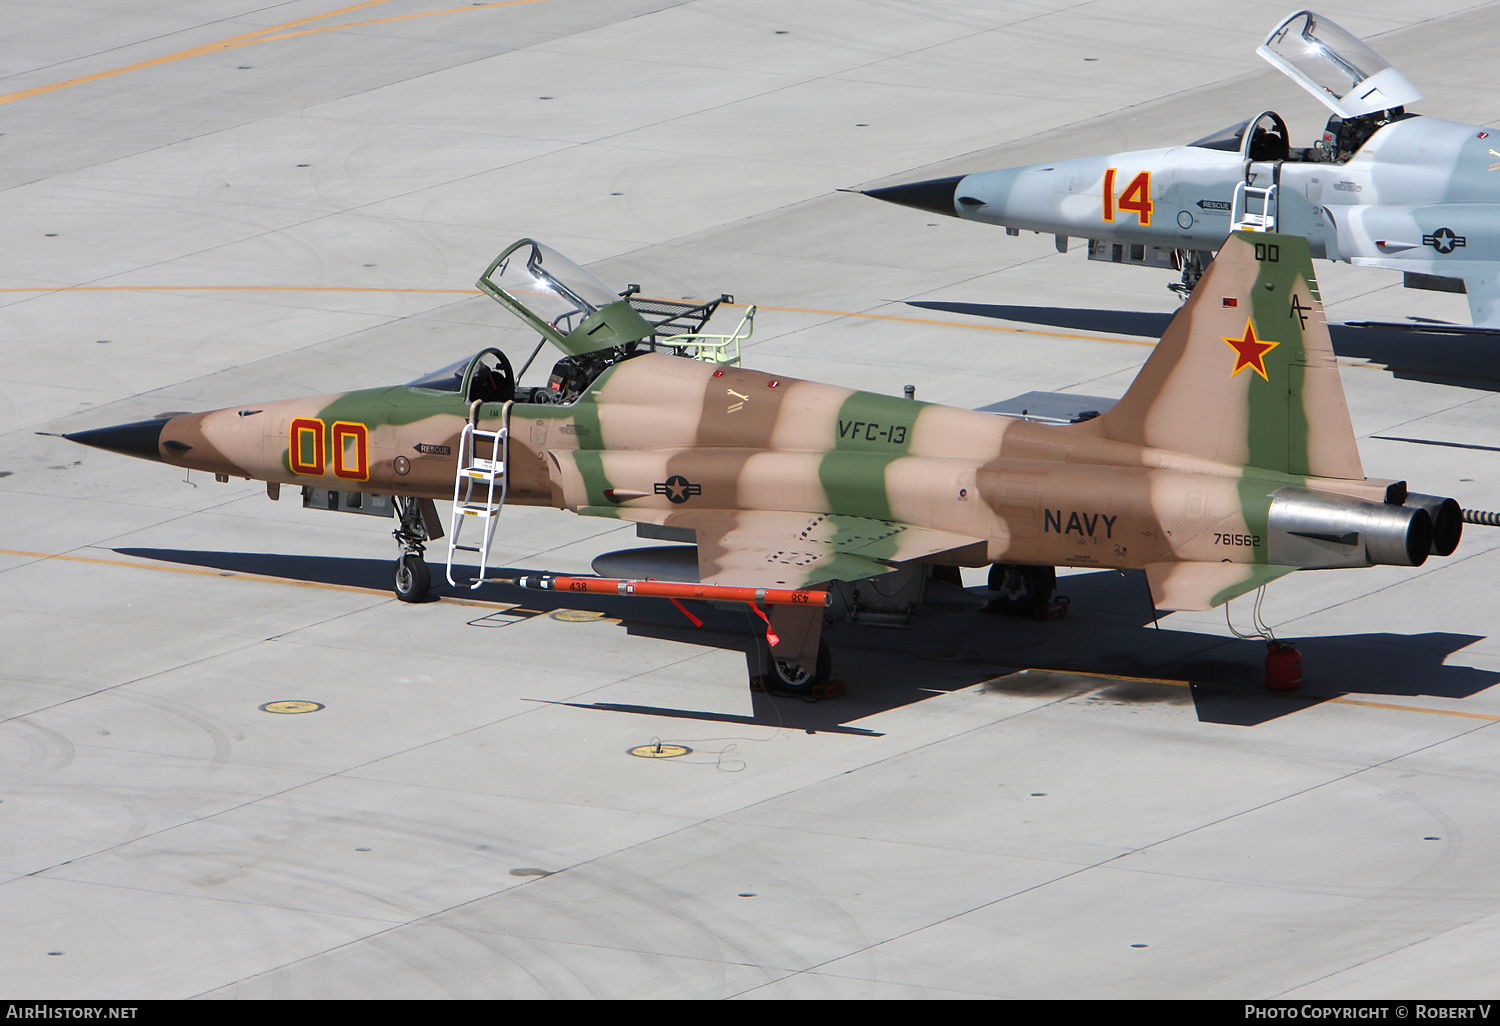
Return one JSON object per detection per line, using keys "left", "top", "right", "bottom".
{"left": 504, "top": 574, "right": 829, "bottom": 607}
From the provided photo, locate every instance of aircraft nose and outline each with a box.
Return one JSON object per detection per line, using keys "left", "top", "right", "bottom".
{"left": 63, "top": 417, "right": 173, "bottom": 463}
{"left": 861, "top": 175, "right": 964, "bottom": 217}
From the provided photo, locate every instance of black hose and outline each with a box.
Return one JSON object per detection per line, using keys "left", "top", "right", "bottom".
{"left": 1462, "top": 509, "right": 1500, "bottom": 527}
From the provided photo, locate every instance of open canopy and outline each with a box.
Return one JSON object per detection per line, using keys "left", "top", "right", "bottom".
{"left": 1257, "top": 11, "right": 1421, "bottom": 119}
{"left": 476, "top": 238, "right": 653, "bottom": 357}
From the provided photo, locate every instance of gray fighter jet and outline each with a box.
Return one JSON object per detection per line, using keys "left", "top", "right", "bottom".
{"left": 864, "top": 11, "right": 1500, "bottom": 329}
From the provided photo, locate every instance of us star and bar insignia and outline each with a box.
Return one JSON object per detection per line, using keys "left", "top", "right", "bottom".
{"left": 655, "top": 475, "right": 702, "bottom": 504}
{"left": 1423, "top": 227, "right": 1466, "bottom": 253}
{"left": 1222, "top": 319, "right": 1280, "bottom": 381}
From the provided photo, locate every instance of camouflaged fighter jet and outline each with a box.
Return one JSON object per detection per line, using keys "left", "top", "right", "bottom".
{"left": 864, "top": 10, "right": 1500, "bottom": 329}
{"left": 64, "top": 232, "right": 1465, "bottom": 692}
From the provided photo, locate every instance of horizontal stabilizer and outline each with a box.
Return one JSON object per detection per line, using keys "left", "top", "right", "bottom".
{"left": 1145, "top": 561, "right": 1296, "bottom": 611}
{"left": 1343, "top": 320, "right": 1500, "bottom": 337}
{"left": 977, "top": 391, "right": 1118, "bottom": 424}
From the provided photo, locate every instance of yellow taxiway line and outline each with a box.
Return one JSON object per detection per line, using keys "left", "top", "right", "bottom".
{"left": 0, "top": 0, "right": 552, "bottom": 108}
{"left": 0, "top": 284, "right": 1152, "bottom": 348}
{"left": 0, "top": 546, "right": 497, "bottom": 608}
{"left": 2, "top": 288, "right": 1401, "bottom": 372}
{"left": 747, "top": 302, "right": 1158, "bottom": 347}
{"left": 0, "top": 286, "right": 476, "bottom": 294}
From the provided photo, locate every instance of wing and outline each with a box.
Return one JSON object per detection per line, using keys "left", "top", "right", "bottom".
{"left": 578, "top": 505, "right": 988, "bottom": 589}
{"left": 1349, "top": 255, "right": 1500, "bottom": 328}
{"left": 1463, "top": 266, "right": 1500, "bottom": 328}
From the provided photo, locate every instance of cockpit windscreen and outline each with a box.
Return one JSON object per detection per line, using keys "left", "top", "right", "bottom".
{"left": 1189, "top": 119, "right": 1250, "bottom": 152}
{"left": 406, "top": 357, "right": 466, "bottom": 392}
{"left": 490, "top": 241, "right": 621, "bottom": 335}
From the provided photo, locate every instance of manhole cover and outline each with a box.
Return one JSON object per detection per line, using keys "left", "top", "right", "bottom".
{"left": 259, "top": 701, "right": 324, "bottom": 714}
{"left": 629, "top": 743, "right": 692, "bottom": 759}
{"left": 552, "top": 609, "right": 608, "bottom": 622}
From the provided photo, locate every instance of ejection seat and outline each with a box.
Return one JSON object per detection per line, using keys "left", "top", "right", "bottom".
{"left": 464, "top": 348, "right": 515, "bottom": 404}
{"left": 1247, "top": 118, "right": 1290, "bottom": 161}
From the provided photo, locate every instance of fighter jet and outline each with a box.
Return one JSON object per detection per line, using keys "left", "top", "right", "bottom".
{"left": 64, "top": 231, "right": 1466, "bottom": 691}
{"left": 864, "top": 10, "right": 1500, "bottom": 328}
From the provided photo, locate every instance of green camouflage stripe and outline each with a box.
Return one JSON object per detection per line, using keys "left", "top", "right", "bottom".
{"left": 1237, "top": 231, "right": 1315, "bottom": 568}
{"left": 1242, "top": 230, "right": 1311, "bottom": 478}
{"left": 818, "top": 392, "right": 926, "bottom": 555}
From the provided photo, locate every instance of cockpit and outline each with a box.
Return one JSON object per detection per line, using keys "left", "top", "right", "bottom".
{"left": 1187, "top": 107, "right": 1407, "bottom": 165}
{"left": 407, "top": 239, "right": 750, "bottom": 406}
{"left": 404, "top": 347, "right": 515, "bottom": 400}
{"left": 1189, "top": 113, "right": 1291, "bottom": 160}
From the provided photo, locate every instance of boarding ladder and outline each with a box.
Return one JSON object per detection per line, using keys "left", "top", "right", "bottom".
{"left": 446, "top": 400, "right": 511, "bottom": 589}
{"left": 1231, "top": 165, "right": 1279, "bottom": 232}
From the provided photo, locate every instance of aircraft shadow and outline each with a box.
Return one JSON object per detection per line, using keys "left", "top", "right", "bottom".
{"left": 116, "top": 548, "right": 1497, "bottom": 730}
{"left": 115, "top": 547, "right": 402, "bottom": 591}
{"left": 910, "top": 301, "right": 1500, "bottom": 392}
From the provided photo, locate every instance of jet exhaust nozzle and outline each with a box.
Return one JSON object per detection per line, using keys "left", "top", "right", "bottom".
{"left": 63, "top": 417, "right": 173, "bottom": 463}
{"left": 862, "top": 175, "right": 965, "bottom": 218}
{"left": 1268, "top": 488, "right": 1433, "bottom": 569}
{"left": 1403, "top": 493, "right": 1462, "bottom": 556}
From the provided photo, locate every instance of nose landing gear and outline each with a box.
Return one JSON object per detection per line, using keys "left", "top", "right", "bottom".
{"left": 393, "top": 496, "right": 443, "bottom": 602}
{"left": 1169, "top": 249, "right": 1211, "bottom": 299}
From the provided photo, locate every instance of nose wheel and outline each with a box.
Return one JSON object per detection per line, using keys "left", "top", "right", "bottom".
{"left": 394, "top": 553, "right": 431, "bottom": 602}
{"left": 392, "top": 496, "right": 436, "bottom": 602}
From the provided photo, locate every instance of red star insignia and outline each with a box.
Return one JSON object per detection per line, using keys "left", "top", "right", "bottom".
{"left": 1221, "top": 319, "right": 1280, "bottom": 380}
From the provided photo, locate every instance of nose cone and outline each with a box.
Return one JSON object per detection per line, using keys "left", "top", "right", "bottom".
{"left": 64, "top": 417, "right": 173, "bottom": 463}
{"left": 862, "top": 175, "right": 964, "bottom": 218}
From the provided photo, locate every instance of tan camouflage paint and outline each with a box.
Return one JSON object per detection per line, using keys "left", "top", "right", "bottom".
{"left": 149, "top": 231, "right": 1410, "bottom": 613}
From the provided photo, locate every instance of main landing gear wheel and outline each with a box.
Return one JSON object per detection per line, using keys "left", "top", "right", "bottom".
{"left": 394, "top": 553, "right": 431, "bottom": 603}
{"left": 987, "top": 564, "right": 1056, "bottom": 616}
{"left": 759, "top": 637, "right": 833, "bottom": 695}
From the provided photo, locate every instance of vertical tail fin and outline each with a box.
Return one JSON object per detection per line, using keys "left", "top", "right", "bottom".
{"left": 1087, "top": 231, "right": 1361, "bottom": 480}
